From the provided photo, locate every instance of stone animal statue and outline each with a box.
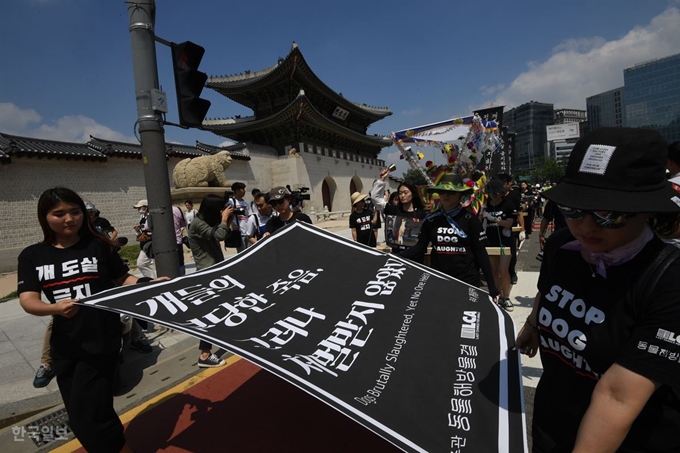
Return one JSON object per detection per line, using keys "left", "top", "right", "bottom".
{"left": 173, "top": 151, "right": 233, "bottom": 188}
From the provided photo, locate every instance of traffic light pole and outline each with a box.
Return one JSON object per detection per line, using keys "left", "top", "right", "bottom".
{"left": 127, "top": 0, "right": 180, "bottom": 279}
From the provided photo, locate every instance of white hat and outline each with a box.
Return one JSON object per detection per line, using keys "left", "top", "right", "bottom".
{"left": 133, "top": 199, "right": 148, "bottom": 208}
{"left": 351, "top": 192, "right": 368, "bottom": 205}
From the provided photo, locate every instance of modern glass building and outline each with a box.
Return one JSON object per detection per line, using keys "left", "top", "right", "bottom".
{"left": 585, "top": 87, "right": 625, "bottom": 132}
{"left": 624, "top": 53, "right": 680, "bottom": 142}
{"left": 503, "top": 101, "right": 554, "bottom": 172}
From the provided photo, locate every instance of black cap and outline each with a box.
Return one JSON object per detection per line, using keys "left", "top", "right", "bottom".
{"left": 543, "top": 127, "right": 680, "bottom": 212}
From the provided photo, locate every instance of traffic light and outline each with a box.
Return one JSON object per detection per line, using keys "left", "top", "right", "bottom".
{"left": 171, "top": 41, "right": 211, "bottom": 128}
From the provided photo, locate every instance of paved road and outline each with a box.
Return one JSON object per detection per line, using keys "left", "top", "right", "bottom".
{"left": 0, "top": 218, "right": 546, "bottom": 452}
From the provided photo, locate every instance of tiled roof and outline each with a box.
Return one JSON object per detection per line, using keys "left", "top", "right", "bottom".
{"left": 0, "top": 133, "right": 107, "bottom": 161}
{"left": 195, "top": 141, "right": 251, "bottom": 160}
{"left": 87, "top": 136, "right": 143, "bottom": 157}
{"left": 207, "top": 42, "right": 392, "bottom": 122}
{"left": 203, "top": 90, "right": 392, "bottom": 154}
{"left": 165, "top": 143, "right": 209, "bottom": 158}
{"left": 0, "top": 149, "right": 10, "bottom": 164}
{"left": 0, "top": 132, "right": 249, "bottom": 164}
{"left": 88, "top": 136, "right": 210, "bottom": 158}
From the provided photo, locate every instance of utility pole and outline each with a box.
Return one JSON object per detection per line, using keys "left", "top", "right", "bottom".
{"left": 127, "top": 1, "right": 179, "bottom": 278}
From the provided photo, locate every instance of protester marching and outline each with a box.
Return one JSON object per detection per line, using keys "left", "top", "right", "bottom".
{"left": 8, "top": 123, "right": 680, "bottom": 453}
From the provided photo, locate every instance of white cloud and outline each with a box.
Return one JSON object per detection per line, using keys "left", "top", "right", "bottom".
{"left": 490, "top": 7, "right": 680, "bottom": 110}
{"left": 480, "top": 84, "right": 506, "bottom": 96}
{"left": 383, "top": 149, "right": 401, "bottom": 164}
{"left": 0, "top": 103, "right": 42, "bottom": 132}
{"left": 0, "top": 103, "right": 136, "bottom": 143}
{"left": 551, "top": 37, "right": 607, "bottom": 54}
{"left": 35, "top": 116, "right": 137, "bottom": 143}
{"left": 401, "top": 108, "right": 422, "bottom": 116}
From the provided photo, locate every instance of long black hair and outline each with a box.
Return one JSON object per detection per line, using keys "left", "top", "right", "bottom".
{"left": 37, "top": 187, "right": 114, "bottom": 246}
{"left": 197, "top": 194, "right": 225, "bottom": 227}
{"left": 397, "top": 182, "right": 425, "bottom": 211}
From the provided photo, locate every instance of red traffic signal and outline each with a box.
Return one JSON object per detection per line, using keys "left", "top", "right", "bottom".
{"left": 171, "top": 41, "right": 211, "bottom": 128}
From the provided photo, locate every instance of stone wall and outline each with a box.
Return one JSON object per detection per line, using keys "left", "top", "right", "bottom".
{"left": 0, "top": 143, "right": 395, "bottom": 272}
{"left": 0, "top": 157, "right": 178, "bottom": 272}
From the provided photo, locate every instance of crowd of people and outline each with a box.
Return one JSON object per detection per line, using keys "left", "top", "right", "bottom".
{"left": 15, "top": 128, "right": 680, "bottom": 452}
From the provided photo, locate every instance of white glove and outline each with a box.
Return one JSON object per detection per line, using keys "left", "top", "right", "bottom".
{"left": 519, "top": 231, "right": 526, "bottom": 241}
{"left": 483, "top": 212, "right": 495, "bottom": 221}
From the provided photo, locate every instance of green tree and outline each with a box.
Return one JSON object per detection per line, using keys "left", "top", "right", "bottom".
{"left": 402, "top": 168, "right": 427, "bottom": 186}
{"left": 534, "top": 158, "right": 566, "bottom": 184}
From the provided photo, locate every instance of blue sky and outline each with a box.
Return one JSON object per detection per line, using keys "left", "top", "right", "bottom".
{"left": 2, "top": 0, "right": 680, "bottom": 173}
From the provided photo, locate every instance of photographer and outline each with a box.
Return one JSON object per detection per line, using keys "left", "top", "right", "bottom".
{"left": 287, "top": 185, "right": 310, "bottom": 212}
{"left": 224, "top": 182, "right": 251, "bottom": 252}
{"left": 132, "top": 199, "right": 155, "bottom": 279}
{"left": 265, "top": 186, "right": 312, "bottom": 235}
{"left": 188, "top": 195, "right": 238, "bottom": 367}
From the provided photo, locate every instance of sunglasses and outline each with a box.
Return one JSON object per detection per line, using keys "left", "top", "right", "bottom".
{"left": 270, "top": 198, "right": 286, "bottom": 206}
{"left": 557, "top": 205, "right": 637, "bottom": 229}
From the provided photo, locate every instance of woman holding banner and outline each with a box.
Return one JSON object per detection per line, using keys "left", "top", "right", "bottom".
{"left": 516, "top": 128, "right": 680, "bottom": 453}
{"left": 17, "top": 187, "right": 159, "bottom": 453}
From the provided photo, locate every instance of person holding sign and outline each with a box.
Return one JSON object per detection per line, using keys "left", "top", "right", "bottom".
{"left": 516, "top": 128, "right": 680, "bottom": 453}
{"left": 371, "top": 168, "right": 427, "bottom": 260}
{"left": 398, "top": 174, "right": 500, "bottom": 300}
{"left": 17, "top": 187, "right": 162, "bottom": 453}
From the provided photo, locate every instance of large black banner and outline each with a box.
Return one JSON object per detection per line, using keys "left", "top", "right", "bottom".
{"left": 81, "top": 222, "right": 527, "bottom": 452}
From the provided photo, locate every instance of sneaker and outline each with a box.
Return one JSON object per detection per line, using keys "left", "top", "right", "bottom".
{"left": 129, "top": 338, "right": 153, "bottom": 354}
{"left": 198, "top": 353, "right": 226, "bottom": 368}
{"left": 510, "top": 274, "right": 518, "bottom": 285}
{"left": 33, "top": 364, "right": 55, "bottom": 388}
{"left": 501, "top": 298, "right": 514, "bottom": 312}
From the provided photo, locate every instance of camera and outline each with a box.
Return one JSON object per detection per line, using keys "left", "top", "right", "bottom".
{"left": 286, "top": 185, "right": 311, "bottom": 208}
{"left": 387, "top": 163, "right": 397, "bottom": 172}
{"left": 222, "top": 190, "right": 246, "bottom": 215}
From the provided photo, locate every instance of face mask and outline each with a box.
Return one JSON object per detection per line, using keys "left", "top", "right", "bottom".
{"left": 138, "top": 209, "right": 146, "bottom": 214}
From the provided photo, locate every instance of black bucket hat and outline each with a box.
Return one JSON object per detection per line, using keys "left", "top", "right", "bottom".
{"left": 487, "top": 179, "right": 506, "bottom": 195}
{"left": 543, "top": 127, "right": 680, "bottom": 213}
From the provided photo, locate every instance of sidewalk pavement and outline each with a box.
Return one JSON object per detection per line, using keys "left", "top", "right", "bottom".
{"left": 0, "top": 219, "right": 542, "bottom": 452}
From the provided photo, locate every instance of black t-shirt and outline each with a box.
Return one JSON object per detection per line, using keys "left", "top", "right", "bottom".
{"left": 349, "top": 208, "right": 378, "bottom": 247}
{"left": 266, "top": 211, "right": 312, "bottom": 235}
{"left": 542, "top": 200, "right": 567, "bottom": 231}
{"left": 484, "top": 198, "right": 517, "bottom": 247}
{"left": 400, "top": 210, "right": 494, "bottom": 290}
{"left": 17, "top": 236, "right": 128, "bottom": 360}
{"left": 507, "top": 188, "right": 522, "bottom": 211}
{"left": 534, "top": 233, "right": 680, "bottom": 452}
